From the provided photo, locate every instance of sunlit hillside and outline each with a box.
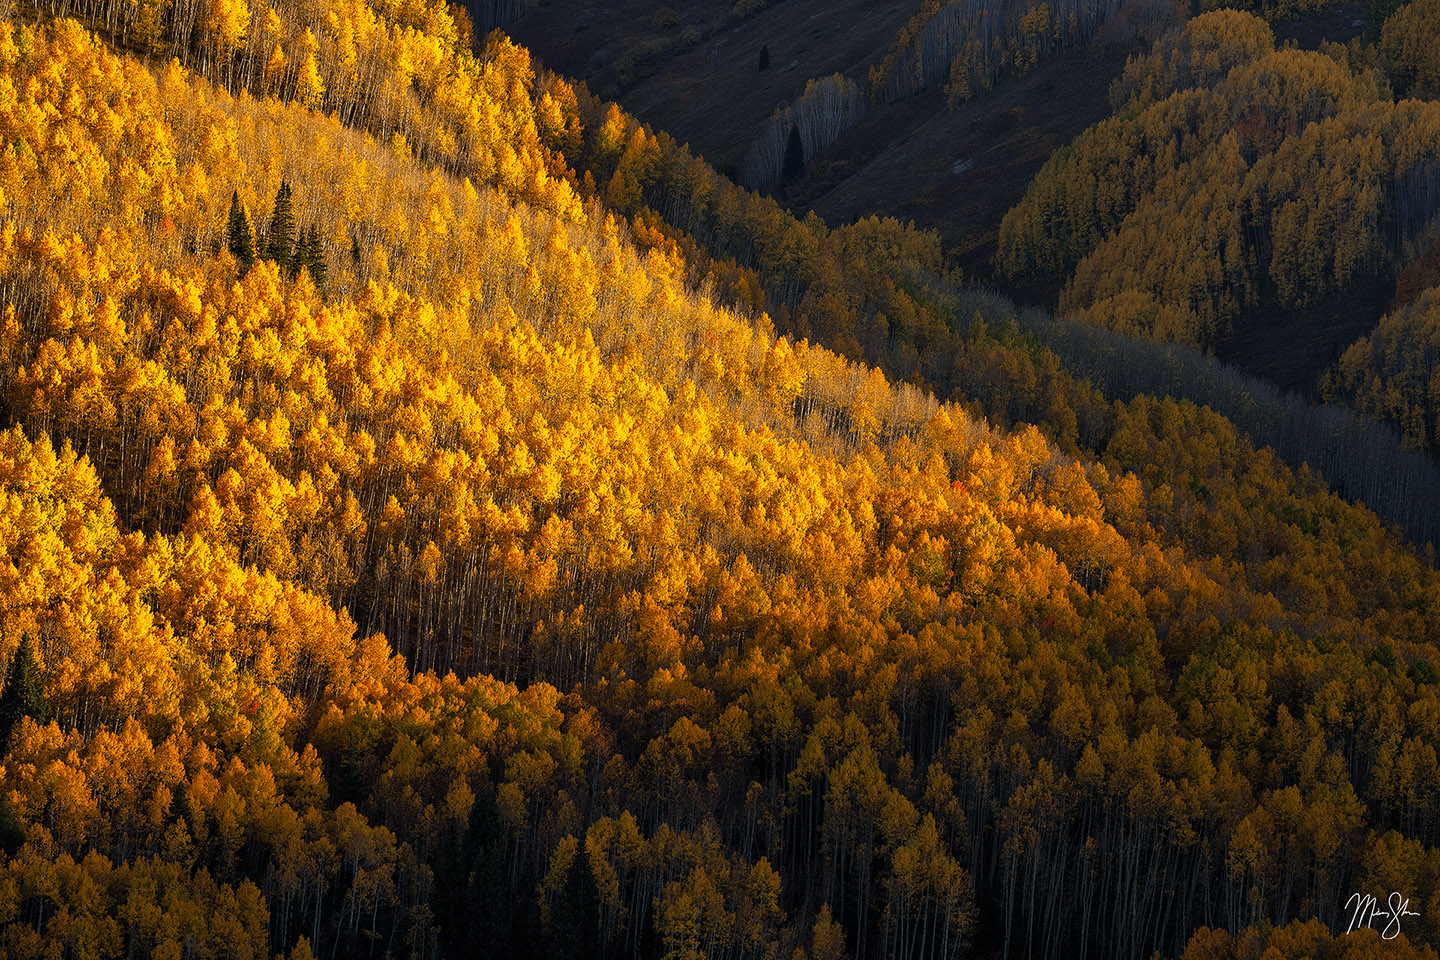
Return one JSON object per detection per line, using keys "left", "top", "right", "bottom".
{"left": 0, "top": 2, "right": 1438, "bottom": 959}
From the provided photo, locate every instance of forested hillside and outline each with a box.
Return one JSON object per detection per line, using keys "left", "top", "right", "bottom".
{"left": 507, "top": 0, "right": 1162, "bottom": 277}
{"left": 2, "top": 2, "right": 1440, "bottom": 960}
{"left": 509, "top": 0, "right": 1366, "bottom": 286}
{"left": 997, "top": 11, "right": 1440, "bottom": 385}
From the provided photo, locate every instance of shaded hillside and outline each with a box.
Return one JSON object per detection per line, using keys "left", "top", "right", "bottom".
{"left": 806, "top": 44, "right": 1130, "bottom": 283}
{"left": 507, "top": 0, "right": 1146, "bottom": 277}
{"left": 1269, "top": 0, "right": 1367, "bottom": 44}
{"left": 507, "top": 0, "right": 916, "bottom": 176}
{"left": 508, "top": 0, "right": 1368, "bottom": 296}
{"left": 1215, "top": 272, "right": 1392, "bottom": 395}
{"left": 998, "top": 11, "right": 1440, "bottom": 400}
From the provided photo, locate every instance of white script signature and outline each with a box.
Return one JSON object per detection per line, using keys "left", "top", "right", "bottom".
{"left": 1345, "top": 891, "right": 1421, "bottom": 940}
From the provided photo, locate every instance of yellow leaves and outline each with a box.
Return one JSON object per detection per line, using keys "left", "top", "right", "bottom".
{"left": 263, "top": 45, "right": 287, "bottom": 93}
{"left": 1382, "top": 0, "right": 1440, "bottom": 99}
{"left": 713, "top": 554, "right": 771, "bottom": 632}
{"left": 207, "top": 0, "right": 250, "bottom": 57}
{"left": 0, "top": 21, "right": 16, "bottom": 67}
{"left": 416, "top": 540, "right": 443, "bottom": 585}
{"left": 758, "top": 335, "right": 806, "bottom": 415}
{"left": 296, "top": 34, "right": 325, "bottom": 108}
{"left": 11, "top": 27, "right": 1440, "bottom": 954}
{"left": 1008, "top": 12, "right": 1436, "bottom": 350}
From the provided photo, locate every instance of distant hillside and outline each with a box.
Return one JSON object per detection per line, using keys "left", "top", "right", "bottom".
{"left": 998, "top": 10, "right": 1435, "bottom": 393}
{"left": 803, "top": 44, "right": 1129, "bottom": 282}
{"left": 507, "top": 0, "right": 1364, "bottom": 285}
{"left": 505, "top": 1, "right": 1150, "bottom": 292}
{"left": 507, "top": 0, "right": 915, "bottom": 176}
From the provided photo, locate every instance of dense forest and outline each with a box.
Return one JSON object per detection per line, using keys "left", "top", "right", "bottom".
{"left": 991, "top": 3, "right": 1440, "bottom": 470}
{"left": 996, "top": 10, "right": 1440, "bottom": 391}
{"left": 0, "top": 0, "right": 1439, "bottom": 957}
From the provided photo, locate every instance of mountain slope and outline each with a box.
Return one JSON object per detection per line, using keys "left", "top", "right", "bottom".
{"left": 2, "top": 7, "right": 1440, "bottom": 960}
{"left": 997, "top": 11, "right": 1440, "bottom": 396}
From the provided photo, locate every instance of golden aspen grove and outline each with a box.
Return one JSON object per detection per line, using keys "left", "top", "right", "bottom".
{"left": 1, "top": 0, "right": 1440, "bottom": 957}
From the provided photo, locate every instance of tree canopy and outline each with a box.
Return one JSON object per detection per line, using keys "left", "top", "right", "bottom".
{"left": 0, "top": 6, "right": 1437, "bottom": 960}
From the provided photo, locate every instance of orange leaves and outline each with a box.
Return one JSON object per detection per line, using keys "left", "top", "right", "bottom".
{"left": 17, "top": 15, "right": 1440, "bottom": 957}
{"left": 1381, "top": 0, "right": 1440, "bottom": 98}
{"left": 1111, "top": 10, "right": 1275, "bottom": 112}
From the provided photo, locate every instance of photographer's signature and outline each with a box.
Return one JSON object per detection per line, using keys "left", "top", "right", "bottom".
{"left": 1345, "top": 891, "right": 1421, "bottom": 941}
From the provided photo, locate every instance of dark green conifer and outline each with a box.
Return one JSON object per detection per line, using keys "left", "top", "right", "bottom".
{"left": 226, "top": 189, "right": 255, "bottom": 273}
{"left": 0, "top": 796, "right": 24, "bottom": 855}
{"left": 449, "top": 790, "right": 513, "bottom": 957}
{"left": 0, "top": 635, "right": 48, "bottom": 749}
{"left": 299, "top": 224, "right": 327, "bottom": 292}
{"left": 1364, "top": 0, "right": 1405, "bottom": 42}
{"left": 757, "top": 43, "right": 770, "bottom": 71}
{"left": 542, "top": 839, "right": 601, "bottom": 960}
{"left": 266, "top": 181, "right": 296, "bottom": 274}
{"left": 295, "top": 224, "right": 314, "bottom": 279}
{"left": 781, "top": 123, "right": 805, "bottom": 183}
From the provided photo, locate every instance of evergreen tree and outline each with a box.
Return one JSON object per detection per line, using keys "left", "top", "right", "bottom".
{"left": 542, "top": 840, "right": 601, "bottom": 960}
{"left": 781, "top": 123, "right": 805, "bottom": 182}
{"left": 299, "top": 224, "right": 327, "bottom": 291}
{"left": 266, "top": 181, "right": 296, "bottom": 274}
{"left": 1365, "top": 0, "right": 1406, "bottom": 43}
{"left": 0, "top": 797, "right": 24, "bottom": 855}
{"left": 0, "top": 635, "right": 48, "bottom": 749}
{"left": 451, "top": 790, "right": 513, "bottom": 958}
{"left": 226, "top": 189, "right": 255, "bottom": 273}
{"left": 757, "top": 43, "right": 770, "bottom": 71}
{"left": 294, "top": 224, "right": 311, "bottom": 278}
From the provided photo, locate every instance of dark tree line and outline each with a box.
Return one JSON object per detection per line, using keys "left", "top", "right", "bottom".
{"left": 0, "top": 635, "right": 47, "bottom": 749}
{"left": 984, "top": 291, "right": 1440, "bottom": 548}
{"left": 464, "top": 0, "right": 532, "bottom": 36}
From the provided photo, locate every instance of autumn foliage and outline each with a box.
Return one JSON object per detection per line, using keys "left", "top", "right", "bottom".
{"left": 0, "top": 6, "right": 1439, "bottom": 960}
{"left": 998, "top": 10, "right": 1440, "bottom": 350}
